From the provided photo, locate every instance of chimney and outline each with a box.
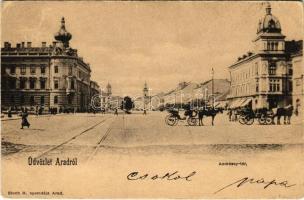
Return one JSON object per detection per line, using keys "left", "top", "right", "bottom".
{"left": 27, "top": 42, "right": 32, "bottom": 48}
{"left": 42, "top": 42, "right": 46, "bottom": 48}
{"left": 4, "top": 42, "right": 11, "bottom": 48}
{"left": 16, "top": 43, "right": 21, "bottom": 48}
{"left": 21, "top": 42, "right": 25, "bottom": 48}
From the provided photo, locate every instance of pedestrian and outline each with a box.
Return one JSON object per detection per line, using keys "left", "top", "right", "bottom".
{"left": 21, "top": 108, "right": 30, "bottom": 129}
{"left": 8, "top": 106, "right": 12, "bottom": 118}
{"left": 35, "top": 105, "right": 39, "bottom": 116}
{"left": 114, "top": 108, "right": 118, "bottom": 116}
{"left": 39, "top": 106, "right": 43, "bottom": 115}
{"left": 295, "top": 105, "right": 299, "bottom": 116}
{"left": 143, "top": 108, "right": 147, "bottom": 115}
{"left": 228, "top": 109, "right": 232, "bottom": 121}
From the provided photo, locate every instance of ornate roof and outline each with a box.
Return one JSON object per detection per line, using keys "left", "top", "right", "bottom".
{"left": 54, "top": 17, "right": 72, "bottom": 46}
{"left": 257, "top": 3, "right": 281, "bottom": 34}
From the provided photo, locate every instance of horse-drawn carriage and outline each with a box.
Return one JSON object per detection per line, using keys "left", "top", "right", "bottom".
{"left": 165, "top": 107, "right": 223, "bottom": 126}
{"left": 235, "top": 105, "right": 294, "bottom": 125}
{"left": 165, "top": 109, "right": 197, "bottom": 126}
{"left": 237, "top": 108, "right": 273, "bottom": 125}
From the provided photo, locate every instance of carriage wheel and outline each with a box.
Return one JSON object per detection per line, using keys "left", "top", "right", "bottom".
{"left": 238, "top": 115, "right": 246, "bottom": 125}
{"left": 245, "top": 116, "right": 254, "bottom": 125}
{"left": 165, "top": 115, "right": 178, "bottom": 126}
{"left": 187, "top": 117, "right": 197, "bottom": 126}
{"left": 265, "top": 117, "right": 273, "bottom": 125}
{"left": 258, "top": 117, "right": 266, "bottom": 125}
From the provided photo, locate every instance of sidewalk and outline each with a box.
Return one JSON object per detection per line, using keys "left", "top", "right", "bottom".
{"left": 1, "top": 112, "right": 112, "bottom": 122}
{"left": 1, "top": 113, "right": 64, "bottom": 122}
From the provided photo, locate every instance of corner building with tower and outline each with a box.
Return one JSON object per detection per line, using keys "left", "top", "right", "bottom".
{"left": 227, "top": 3, "right": 303, "bottom": 110}
{"left": 1, "top": 17, "right": 100, "bottom": 112}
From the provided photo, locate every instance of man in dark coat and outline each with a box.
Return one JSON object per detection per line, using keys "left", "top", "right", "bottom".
{"left": 21, "top": 108, "right": 30, "bottom": 129}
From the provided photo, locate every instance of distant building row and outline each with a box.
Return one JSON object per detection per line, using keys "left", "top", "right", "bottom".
{"left": 1, "top": 17, "right": 101, "bottom": 112}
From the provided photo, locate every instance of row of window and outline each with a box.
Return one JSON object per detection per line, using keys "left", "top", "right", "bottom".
{"left": 8, "top": 95, "right": 73, "bottom": 105}
{"left": 5, "top": 79, "right": 76, "bottom": 90}
{"left": 265, "top": 41, "right": 281, "bottom": 51}
{"left": 53, "top": 80, "right": 75, "bottom": 89}
{"left": 2, "top": 65, "right": 89, "bottom": 82}
{"left": 232, "top": 62, "right": 293, "bottom": 84}
{"left": 231, "top": 83, "right": 255, "bottom": 96}
{"left": 9, "top": 95, "right": 45, "bottom": 105}
{"left": 231, "top": 79, "right": 293, "bottom": 96}
{"left": 3, "top": 65, "right": 60, "bottom": 75}
{"left": 6, "top": 79, "right": 46, "bottom": 90}
{"left": 2, "top": 65, "right": 47, "bottom": 75}
{"left": 231, "top": 63, "right": 259, "bottom": 84}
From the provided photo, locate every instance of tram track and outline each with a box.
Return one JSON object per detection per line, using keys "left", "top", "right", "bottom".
{"left": 85, "top": 114, "right": 124, "bottom": 163}
{"left": 34, "top": 117, "right": 110, "bottom": 159}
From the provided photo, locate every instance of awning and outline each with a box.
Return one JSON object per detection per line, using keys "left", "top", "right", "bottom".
{"left": 215, "top": 101, "right": 227, "bottom": 108}
{"left": 240, "top": 98, "right": 252, "bottom": 107}
{"left": 229, "top": 98, "right": 245, "bottom": 109}
{"left": 228, "top": 99, "right": 237, "bottom": 109}
{"left": 214, "top": 102, "right": 221, "bottom": 107}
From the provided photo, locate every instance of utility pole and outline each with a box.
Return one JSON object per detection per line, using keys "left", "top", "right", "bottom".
{"left": 211, "top": 68, "right": 214, "bottom": 108}
{"left": 143, "top": 81, "right": 148, "bottom": 114}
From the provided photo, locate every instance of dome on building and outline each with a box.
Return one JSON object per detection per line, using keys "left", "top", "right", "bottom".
{"left": 106, "top": 82, "right": 112, "bottom": 96}
{"left": 54, "top": 17, "right": 72, "bottom": 46}
{"left": 257, "top": 3, "right": 281, "bottom": 34}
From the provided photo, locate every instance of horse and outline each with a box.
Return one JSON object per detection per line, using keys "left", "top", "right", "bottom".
{"left": 197, "top": 107, "right": 223, "bottom": 126}
{"left": 272, "top": 105, "right": 293, "bottom": 125}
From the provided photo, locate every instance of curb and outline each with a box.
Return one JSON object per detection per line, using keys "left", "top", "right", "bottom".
{"left": 1, "top": 114, "right": 65, "bottom": 122}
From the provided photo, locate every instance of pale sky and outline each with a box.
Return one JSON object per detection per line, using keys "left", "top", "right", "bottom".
{"left": 2, "top": 1, "right": 303, "bottom": 96}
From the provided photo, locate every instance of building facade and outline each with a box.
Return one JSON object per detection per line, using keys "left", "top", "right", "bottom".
{"left": 290, "top": 41, "right": 303, "bottom": 115}
{"left": 1, "top": 17, "right": 100, "bottom": 112}
{"left": 227, "top": 3, "right": 301, "bottom": 110}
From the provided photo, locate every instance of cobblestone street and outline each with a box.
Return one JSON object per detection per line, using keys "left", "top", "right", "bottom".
{"left": 1, "top": 112, "right": 304, "bottom": 198}
{"left": 2, "top": 111, "right": 303, "bottom": 159}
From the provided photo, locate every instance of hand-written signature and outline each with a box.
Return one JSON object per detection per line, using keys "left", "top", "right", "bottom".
{"left": 214, "top": 177, "right": 296, "bottom": 194}
{"left": 127, "top": 171, "right": 196, "bottom": 181}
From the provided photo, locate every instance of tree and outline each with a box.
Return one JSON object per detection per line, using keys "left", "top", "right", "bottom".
{"left": 121, "top": 96, "right": 134, "bottom": 114}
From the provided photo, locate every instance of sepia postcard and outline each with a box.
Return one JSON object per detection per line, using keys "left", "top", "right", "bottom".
{"left": 1, "top": 0, "right": 303, "bottom": 198}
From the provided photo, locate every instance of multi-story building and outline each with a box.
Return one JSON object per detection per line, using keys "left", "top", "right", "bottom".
{"left": 90, "top": 81, "right": 101, "bottom": 99}
{"left": 99, "top": 83, "right": 113, "bottom": 110}
{"left": 1, "top": 17, "right": 100, "bottom": 112}
{"left": 89, "top": 81, "right": 101, "bottom": 111}
{"left": 290, "top": 41, "right": 303, "bottom": 115}
{"left": 227, "top": 3, "right": 301, "bottom": 110}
